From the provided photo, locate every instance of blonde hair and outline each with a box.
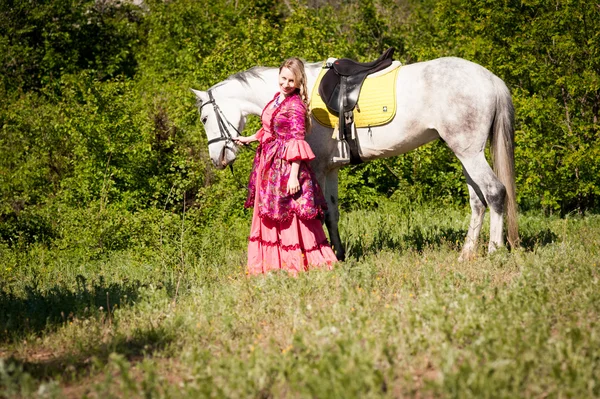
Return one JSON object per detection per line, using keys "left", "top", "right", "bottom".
{"left": 280, "top": 57, "right": 311, "bottom": 132}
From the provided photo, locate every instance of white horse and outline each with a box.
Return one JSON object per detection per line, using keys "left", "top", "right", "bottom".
{"left": 191, "top": 56, "right": 518, "bottom": 261}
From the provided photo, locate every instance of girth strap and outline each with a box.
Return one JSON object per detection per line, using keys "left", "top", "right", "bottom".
{"left": 338, "top": 77, "right": 362, "bottom": 165}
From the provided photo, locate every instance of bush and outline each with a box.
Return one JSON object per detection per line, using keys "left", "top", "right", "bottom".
{"left": 1, "top": 0, "right": 599, "bottom": 256}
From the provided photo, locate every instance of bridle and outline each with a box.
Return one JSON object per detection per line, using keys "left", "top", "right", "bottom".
{"left": 199, "top": 90, "right": 241, "bottom": 147}
{"left": 200, "top": 90, "right": 255, "bottom": 175}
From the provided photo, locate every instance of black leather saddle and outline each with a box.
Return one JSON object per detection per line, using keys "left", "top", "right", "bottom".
{"left": 317, "top": 47, "right": 395, "bottom": 164}
{"left": 319, "top": 47, "right": 395, "bottom": 116}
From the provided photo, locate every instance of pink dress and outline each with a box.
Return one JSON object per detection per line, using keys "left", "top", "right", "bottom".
{"left": 245, "top": 92, "right": 337, "bottom": 275}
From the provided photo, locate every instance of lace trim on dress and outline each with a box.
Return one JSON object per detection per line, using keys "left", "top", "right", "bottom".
{"left": 248, "top": 236, "right": 331, "bottom": 253}
{"left": 268, "top": 92, "right": 290, "bottom": 132}
{"left": 260, "top": 92, "right": 281, "bottom": 121}
{"left": 258, "top": 208, "right": 324, "bottom": 223}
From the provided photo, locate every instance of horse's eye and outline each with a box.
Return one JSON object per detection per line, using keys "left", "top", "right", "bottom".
{"left": 201, "top": 116, "right": 208, "bottom": 124}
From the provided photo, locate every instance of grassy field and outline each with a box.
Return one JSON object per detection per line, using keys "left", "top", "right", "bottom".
{"left": 1, "top": 199, "right": 599, "bottom": 398}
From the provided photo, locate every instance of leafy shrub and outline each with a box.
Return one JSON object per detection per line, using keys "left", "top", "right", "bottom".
{"left": 1, "top": 0, "right": 599, "bottom": 255}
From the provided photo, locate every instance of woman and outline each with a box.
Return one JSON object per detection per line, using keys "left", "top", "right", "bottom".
{"left": 234, "top": 58, "right": 338, "bottom": 276}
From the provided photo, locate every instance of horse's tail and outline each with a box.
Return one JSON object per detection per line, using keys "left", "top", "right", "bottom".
{"left": 491, "top": 76, "right": 519, "bottom": 249}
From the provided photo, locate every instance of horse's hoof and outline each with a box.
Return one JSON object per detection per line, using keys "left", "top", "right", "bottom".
{"left": 458, "top": 251, "right": 475, "bottom": 262}
{"left": 488, "top": 242, "right": 503, "bottom": 254}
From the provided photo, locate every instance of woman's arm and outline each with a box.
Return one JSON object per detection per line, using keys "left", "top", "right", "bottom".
{"left": 280, "top": 97, "right": 316, "bottom": 162}
{"left": 234, "top": 133, "right": 257, "bottom": 146}
{"left": 285, "top": 99, "right": 307, "bottom": 141}
{"left": 287, "top": 161, "right": 301, "bottom": 195}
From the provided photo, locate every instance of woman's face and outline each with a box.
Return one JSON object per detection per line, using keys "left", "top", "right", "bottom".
{"left": 279, "top": 67, "right": 299, "bottom": 97}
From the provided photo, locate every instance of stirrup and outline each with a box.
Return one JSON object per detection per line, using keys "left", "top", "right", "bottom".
{"left": 332, "top": 139, "right": 351, "bottom": 165}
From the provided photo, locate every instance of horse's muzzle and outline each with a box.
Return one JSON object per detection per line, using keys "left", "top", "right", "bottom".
{"left": 215, "top": 144, "right": 237, "bottom": 169}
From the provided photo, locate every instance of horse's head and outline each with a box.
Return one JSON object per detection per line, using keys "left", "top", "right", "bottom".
{"left": 191, "top": 88, "right": 246, "bottom": 170}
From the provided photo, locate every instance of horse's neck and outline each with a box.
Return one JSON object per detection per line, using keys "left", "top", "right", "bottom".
{"left": 221, "top": 63, "right": 322, "bottom": 117}
{"left": 217, "top": 68, "right": 279, "bottom": 117}
{"left": 305, "top": 62, "right": 322, "bottom": 93}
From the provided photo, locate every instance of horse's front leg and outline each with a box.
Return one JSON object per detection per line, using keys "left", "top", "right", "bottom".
{"left": 323, "top": 169, "right": 345, "bottom": 261}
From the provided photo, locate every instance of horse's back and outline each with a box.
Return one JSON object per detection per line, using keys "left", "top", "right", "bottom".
{"left": 395, "top": 57, "right": 503, "bottom": 146}
{"left": 307, "top": 56, "right": 509, "bottom": 163}
{"left": 397, "top": 57, "right": 500, "bottom": 103}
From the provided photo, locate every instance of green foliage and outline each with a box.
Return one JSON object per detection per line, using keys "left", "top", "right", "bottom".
{"left": 1, "top": 0, "right": 600, "bottom": 250}
{"left": 399, "top": 0, "right": 600, "bottom": 213}
{"left": 3, "top": 2, "right": 600, "bottom": 396}
{"left": 0, "top": 0, "right": 141, "bottom": 92}
{"left": 339, "top": 140, "right": 466, "bottom": 209}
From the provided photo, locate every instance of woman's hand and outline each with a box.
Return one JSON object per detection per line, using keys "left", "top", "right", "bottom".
{"left": 234, "top": 135, "right": 255, "bottom": 146}
{"left": 287, "top": 175, "right": 300, "bottom": 195}
{"left": 287, "top": 161, "right": 301, "bottom": 195}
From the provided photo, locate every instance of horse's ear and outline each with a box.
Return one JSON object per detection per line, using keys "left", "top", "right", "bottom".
{"left": 190, "top": 88, "right": 208, "bottom": 102}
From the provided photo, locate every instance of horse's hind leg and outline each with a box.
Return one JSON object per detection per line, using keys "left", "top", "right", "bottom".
{"left": 459, "top": 181, "right": 486, "bottom": 261}
{"left": 459, "top": 152, "right": 506, "bottom": 258}
{"left": 315, "top": 168, "right": 345, "bottom": 261}
{"left": 324, "top": 170, "right": 345, "bottom": 261}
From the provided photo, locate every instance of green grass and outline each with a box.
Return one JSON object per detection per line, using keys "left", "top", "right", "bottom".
{"left": 1, "top": 199, "right": 599, "bottom": 398}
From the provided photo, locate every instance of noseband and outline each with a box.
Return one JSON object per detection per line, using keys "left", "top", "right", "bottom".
{"left": 200, "top": 90, "right": 241, "bottom": 147}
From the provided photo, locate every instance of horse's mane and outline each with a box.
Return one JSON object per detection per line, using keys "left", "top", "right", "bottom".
{"left": 226, "top": 66, "right": 270, "bottom": 87}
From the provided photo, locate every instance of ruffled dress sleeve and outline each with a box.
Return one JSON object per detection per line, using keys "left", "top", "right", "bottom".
{"left": 279, "top": 97, "right": 315, "bottom": 161}
{"left": 282, "top": 139, "right": 315, "bottom": 161}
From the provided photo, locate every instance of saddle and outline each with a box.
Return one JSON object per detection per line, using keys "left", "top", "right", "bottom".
{"left": 318, "top": 48, "right": 395, "bottom": 164}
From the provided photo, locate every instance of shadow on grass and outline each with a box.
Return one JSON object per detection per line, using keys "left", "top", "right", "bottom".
{"left": 344, "top": 225, "right": 558, "bottom": 259}
{"left": 1, "top": 320, "right": 175, "bottom": 384}
{"left": 344, "top": 226, "right": 466, "bottom": 259}
{"left": 519, "top": 228, "right": 558, "bottom": 251}
{"left": 0, "top": 275, "right": 142, "bottom": 343}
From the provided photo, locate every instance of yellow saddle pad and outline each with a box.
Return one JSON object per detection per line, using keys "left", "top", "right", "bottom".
{"left": 310, "top": 61, "right": 401, "bottom": 128}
